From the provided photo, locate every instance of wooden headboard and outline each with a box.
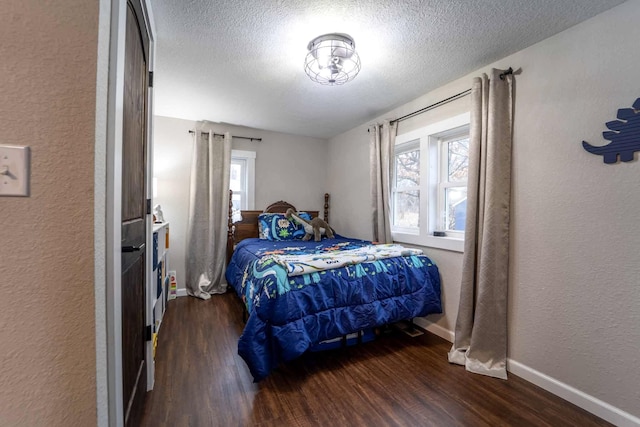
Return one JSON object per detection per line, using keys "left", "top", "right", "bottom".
{"left": 226, "top": 191, "right": 330, "bottom": 262}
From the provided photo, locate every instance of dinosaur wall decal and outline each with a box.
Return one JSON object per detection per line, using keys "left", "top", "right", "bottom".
{"left": 582, "top": 97, "right": 640, "bottom": 164}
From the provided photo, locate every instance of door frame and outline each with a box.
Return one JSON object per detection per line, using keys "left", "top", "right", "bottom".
{"left": 95, "top": 1, "right": 155, "bottom": 425}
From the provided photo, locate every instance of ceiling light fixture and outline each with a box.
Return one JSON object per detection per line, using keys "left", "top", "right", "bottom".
{"left": 304, "top": 33, "right": 361, "bottom": 86}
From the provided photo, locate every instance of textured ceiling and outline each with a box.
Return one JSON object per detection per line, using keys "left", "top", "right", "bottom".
{"left": 150, "top": 0, "right": 625, "bottom": 139}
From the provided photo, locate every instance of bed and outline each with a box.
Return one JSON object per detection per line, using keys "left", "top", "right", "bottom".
{"left": 224, "top": 193, "right": 442, "bottom": 381}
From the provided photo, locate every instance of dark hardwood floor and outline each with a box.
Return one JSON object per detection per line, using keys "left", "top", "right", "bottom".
{"left": 141, "top": 293, "right": 610, "bottom": 427}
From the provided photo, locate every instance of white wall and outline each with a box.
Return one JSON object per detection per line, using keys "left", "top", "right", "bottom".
{"left": 153, "top": 116, "right": 328, "bottom": 291}
{"left": 327, "top": 1, "right": 640, "bottom": 424}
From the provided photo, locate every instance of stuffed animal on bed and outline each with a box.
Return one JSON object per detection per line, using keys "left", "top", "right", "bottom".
{"left": 286, "top": 208, "right": 335, "bottom": 242}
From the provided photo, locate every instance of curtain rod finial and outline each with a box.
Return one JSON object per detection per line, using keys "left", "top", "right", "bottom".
{"left": 499, "top": 67, "right": 514, "bottom": 80}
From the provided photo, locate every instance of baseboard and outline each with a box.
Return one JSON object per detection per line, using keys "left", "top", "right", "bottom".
{"left": 507, "top": 360, "right": 640, "bottom": 427}
{"left": 176, "top": 288, "right": 188, "bottom": 297}
{"left": 412, "top": 319, "right": 639, "bottom": 426}
{"left": 413, "top": 318, "right": 454, "bottom": 343}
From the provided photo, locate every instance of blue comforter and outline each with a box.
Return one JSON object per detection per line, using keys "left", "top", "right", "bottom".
{"left": 225, "top": 236, "right": 442, "bottom": 381}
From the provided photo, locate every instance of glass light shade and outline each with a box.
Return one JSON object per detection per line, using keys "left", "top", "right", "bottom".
{"left": 304, "top": 33, "right": 361, "bottom": 85}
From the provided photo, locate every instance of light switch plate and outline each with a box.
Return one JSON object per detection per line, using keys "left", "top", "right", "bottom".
{"left": 0, "top": 145, "right": 30, "bottom": 197}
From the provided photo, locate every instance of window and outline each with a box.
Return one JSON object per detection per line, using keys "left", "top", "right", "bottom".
{"left": 391, "top": 113, "right": 470, "bottom": 252}
{"left": 438, "top": 130, "right": 469, "bottom": 239}
{"left": 392, "top": 140, "right": 420, "bottom": 231}
{"left": 230, "top": 150, "right": 256, "bottom": 210}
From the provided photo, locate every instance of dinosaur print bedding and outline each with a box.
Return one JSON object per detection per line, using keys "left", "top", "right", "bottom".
{"left": 270, "top": 243, "right": 424, "bottom": 276}
{"left": 225, "top": 235, "right": 442, "bottom": 381}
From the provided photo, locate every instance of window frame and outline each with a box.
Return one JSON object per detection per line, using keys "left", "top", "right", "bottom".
{"left": 391, "top": 139, "right": 421, "bottom": 235}
{"left": 230, "top": 149, "right": 256, "bottom": 210}
{"left": 391, "top": 113, "right": 470, "bottom": 253}
{"left": 437, "top": 129, "right": 470, "bottom": 240}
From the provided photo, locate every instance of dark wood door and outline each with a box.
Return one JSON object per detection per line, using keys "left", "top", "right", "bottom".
{"left": 121, "top": 1, "right": 149, "bottom": 425}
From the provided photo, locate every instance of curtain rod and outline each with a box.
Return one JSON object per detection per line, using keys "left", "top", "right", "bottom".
{"left": 391, "top": 89, "right": 471, "bottom": 125}
{"left": 388, "top": 67, "right": 514, "bottom": 126}
{"left": 188, "top": 130, "right": 262, "bottom": 142}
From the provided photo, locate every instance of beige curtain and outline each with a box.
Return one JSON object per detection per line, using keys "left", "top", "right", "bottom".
{"left": 369, "top": 120, "right": 397, "bottom": 243}
{"left": 185, "top": 126, "right": 231, "bottom": 300}
{"left": 448, "top": 68, "right": 514, "bottom": 379}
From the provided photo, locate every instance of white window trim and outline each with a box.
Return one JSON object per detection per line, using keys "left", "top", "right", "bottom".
{"left": 231, "top": 149, "right": 256, "bottom": 210}
{"left": 391, "top": 113, "right": 470, "bottom": 253}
